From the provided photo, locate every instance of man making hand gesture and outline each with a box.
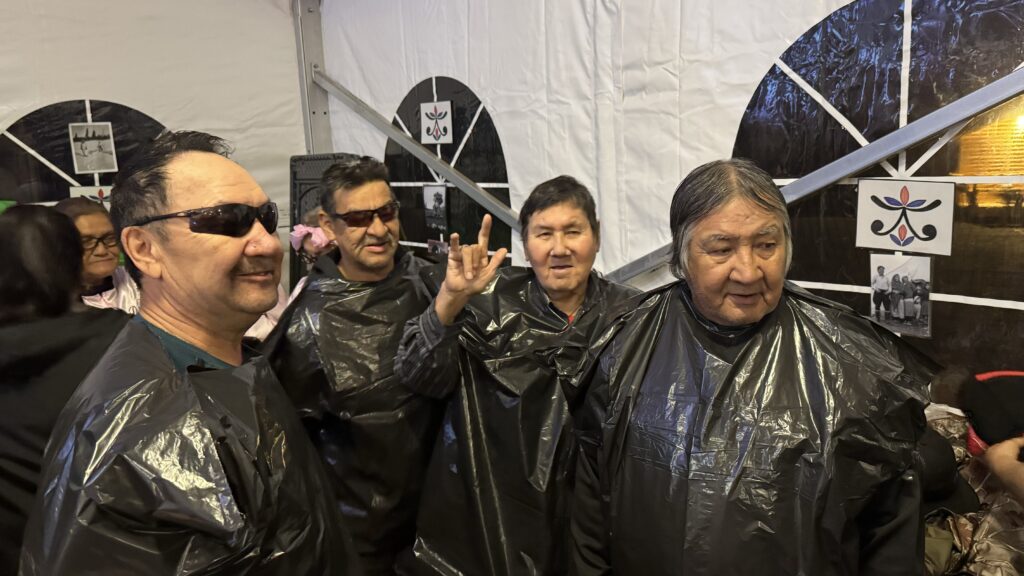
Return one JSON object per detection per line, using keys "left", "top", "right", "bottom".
{"left": 433, "top": 213, "right": 508, "bottom": 325}
{"left": 396, "top": 176, "right": 637, "bottom": 576}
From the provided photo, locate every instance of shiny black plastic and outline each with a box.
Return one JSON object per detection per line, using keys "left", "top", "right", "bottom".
{"left": 263, "top": 250, "right": 442, "bottom": 575}
{"left": 570, "top": 281, "right": 937, "bottom": 576}
{"left": 19, "top": 321, "right": 361, "bottom": 575}
{"left": 404, "top": 268, "right": 638, "bottom": 576}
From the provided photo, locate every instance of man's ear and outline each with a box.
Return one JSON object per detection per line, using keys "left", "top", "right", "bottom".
{"left": 318, "top": 210, "right": 337, "bottom": 242}
{"left": 593, "top": 220, "right": 601, "bottom": 252}
{"left": 121, "top": 227, "right": 163, "bottom": 280}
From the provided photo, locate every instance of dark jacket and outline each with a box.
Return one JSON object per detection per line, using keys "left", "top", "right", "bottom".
{"left": 0, "top": 308, "right": 128, "bottom": 575}
{"left": 18, "top": 320, "right": 361, "bottom": 575}
{"left": 396, "top": 268, "right": 639, "bottom": 576}
{"left": 570, "top": 281, "right": 936, "bottom": 576}
{"left": 262, "top": 249, "right": 443, "bottom": 575}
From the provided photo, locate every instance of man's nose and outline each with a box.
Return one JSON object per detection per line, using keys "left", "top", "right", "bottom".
{"left": 367, "top": 213, "right": 390, "bottom": 237}
{"left": 245, "top": 220, "right": 284, "bottom": 259}
{"left": 551, "top": 234, "right": 571, "bottom": 255}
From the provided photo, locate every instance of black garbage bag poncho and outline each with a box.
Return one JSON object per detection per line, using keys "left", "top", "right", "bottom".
{"left": 570, "top": 281, "right": 937, "bottom": 576}
{"left": 397, "top": 268, "right": 638, "bottom": 576}
{"left": 262, "top": 249, "right": 443, "bottom": 575}
{"left": 18, "top": 320, "right": 362, "bottom": 575}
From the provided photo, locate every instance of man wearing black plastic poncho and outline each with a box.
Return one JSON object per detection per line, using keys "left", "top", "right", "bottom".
{"left": 396, "top": 176, "right": 638, "bottom": 576}
{"left": 569, "top": 159, "right": 936, "bottom": 576}
{"left": 263, "top": 157, "right": 441, "bottom": 575}
{"left": 19, "top": 131, "right": 361, "bottom": 575}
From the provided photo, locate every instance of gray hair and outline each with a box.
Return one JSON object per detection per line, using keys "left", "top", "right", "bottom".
{"left": 669, "top": 158, "right": 792, "bottom": 279}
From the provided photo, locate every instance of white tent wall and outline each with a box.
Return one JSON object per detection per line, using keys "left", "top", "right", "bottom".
{"left": 321, "top": 0, "right": 851, "bottom": 272}
{"left": 0, "top": 0, "right": 305, "bottom": 236}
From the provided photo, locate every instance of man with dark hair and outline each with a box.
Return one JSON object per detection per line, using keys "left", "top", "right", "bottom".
{"left": 64, "top": 149, "right": 287, "bottom": 338}
{"left": 263, "top": 156, "right": 442, "bottom": 575}
{"left": 396, "top": 175, "right": 637, "bottom": 576}
{"left": 316, "top": 156, "right": 397, "bottom": 281}
{"left": 54, "top": 197, "right": 141, "bottom": 313}
{"left": 19, "top": 130, "right": 360, "bottom": 575}
{"left": 570, "top": 159, "right": 936, "bottom": 575}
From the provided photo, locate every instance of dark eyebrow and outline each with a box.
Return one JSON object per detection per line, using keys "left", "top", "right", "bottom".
{"left": 532, "top": 220, "right": 585, "bottom": 232}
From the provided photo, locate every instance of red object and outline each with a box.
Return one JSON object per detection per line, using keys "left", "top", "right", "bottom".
{"left": 976, "top": 370, "right": 1024, "bottom": 381}
{"left": 900, "top": 186, "right": 910, "bottom": 206}
{"left": 966, "top": 371, "right": 1024, "bottom": 456}
{"left": 966, "top": 425, "right": 989, "bottom": 457}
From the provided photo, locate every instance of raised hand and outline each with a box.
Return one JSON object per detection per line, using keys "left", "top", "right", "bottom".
{"left": 435, "top": 214, "right": 508, "bottom": 325}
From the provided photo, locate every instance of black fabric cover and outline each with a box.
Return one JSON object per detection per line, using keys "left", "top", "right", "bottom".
{"left": 962, "top": 373, "right": 1024, "bottom": 447}
{"left": 18, "top": 320, "right": 361, "bottom": 575}
{"left": 404, "top": 268, "right": 638, "bottom": 576}
{"left": 0, "top": 308, "right": 129, "bottom": 575}
{"left": 570, "top": 281, "right": 937, "bottom": 576}
{"left": 262, "top": 249, "right": 442, "bottom": 575}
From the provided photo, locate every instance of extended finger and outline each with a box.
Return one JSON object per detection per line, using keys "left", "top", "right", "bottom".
{"left": 477, "top": 214, "right": 493, "bottom": 247}
{"left": 447, "top": 233, "right": 463, "bottom": 272}
{"left": 484, "top": 247, "right": 508, "bottom": 277}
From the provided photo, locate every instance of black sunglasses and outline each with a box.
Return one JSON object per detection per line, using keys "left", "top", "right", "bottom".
{"left": 133, "top": 202, "right": 279, "bottom": 237}
{"left": 330, "top": 201, "right": 400, "bottom": 228}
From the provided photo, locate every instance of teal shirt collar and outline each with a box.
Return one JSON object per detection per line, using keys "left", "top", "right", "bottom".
{"left": 132, "top": 315, "right": 234, "bottom": 373}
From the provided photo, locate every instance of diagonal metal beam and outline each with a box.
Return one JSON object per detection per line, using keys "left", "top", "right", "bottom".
{"left": 312, "top": 69, "right": 519, "bottom": 229}
{"left": 781, "top": 66, "right": 1024, "bottom": 203}
{"left": 608, "top": 66, "right": 1024, "bottom": 284}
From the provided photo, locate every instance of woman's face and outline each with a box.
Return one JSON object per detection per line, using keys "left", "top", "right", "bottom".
{"left": 684, "top": 197, "right": 787, "bottom": 326}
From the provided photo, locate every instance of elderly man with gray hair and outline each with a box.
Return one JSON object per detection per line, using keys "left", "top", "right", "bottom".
{"left": 569, "top": 158, "right": 938, "bottom": 575}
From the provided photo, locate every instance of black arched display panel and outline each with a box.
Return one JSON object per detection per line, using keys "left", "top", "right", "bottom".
{"left": 733, "top": 0, "right": 1024, "bottom": 370}
{"left": 0, "top": 100, "right": 165, "bottom": 203}
{"left": 384, "top": 76, "right": 511, "bottom": 253}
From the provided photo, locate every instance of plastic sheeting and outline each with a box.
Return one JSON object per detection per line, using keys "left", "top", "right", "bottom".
{"left": 262, "top": 249, "right": 443, "bottom": 575}
{"left": 400, "top": 268, "right": 638, "bottom": 576}
{"left": 927, "top": 409, "right": 1024, "bottom": 575}
{"left": 0, "top": 100, "right": 164, "bottom": 202}
{"left": 19, "top": 321, "right": 361, "bottom": 575}
{"left": 570, "top": 281, "right": 937, "bottom": 576}
{"left": 734, "top": 0, "right": 1024, "bottom": 178}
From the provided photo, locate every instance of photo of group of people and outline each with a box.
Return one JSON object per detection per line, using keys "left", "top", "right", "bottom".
{"left": 869, "top": 253, "right": 932, "bottom": 338}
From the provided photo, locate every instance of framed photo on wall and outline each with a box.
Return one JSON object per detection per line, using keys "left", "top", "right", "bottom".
{"left": 68, "top": 122, "right": 118, "bottom": 174}
{"left": 868, "top": 252, "right": 932, "bottom": 338}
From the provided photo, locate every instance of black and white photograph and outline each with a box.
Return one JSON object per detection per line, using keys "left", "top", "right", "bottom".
{"left": 868, "top": 252, "right": 932, "bottom": 338}
{"left": 423, "top": 184, "right": 447, "bottom": 241}
{"left": 68, "top": 122, "right": 118, "bottom": 174}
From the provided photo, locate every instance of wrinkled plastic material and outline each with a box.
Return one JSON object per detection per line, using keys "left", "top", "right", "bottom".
{"left": 928, "top": 409, "right": 1024, "bottom": 575}
{"left": 570, "top": 281, "right": 936, "bottom": 576}
{"left": 406, "top": 268, "right": 638, "bottom": 576}
{"left": 262, "top": 250, "right": 442, "bottom": 575}
{"left": 18, "top": 321, "right": 361, "bottom": 575}
{"left": 734, "top": 0, "right": 1024, "bottom": 178}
